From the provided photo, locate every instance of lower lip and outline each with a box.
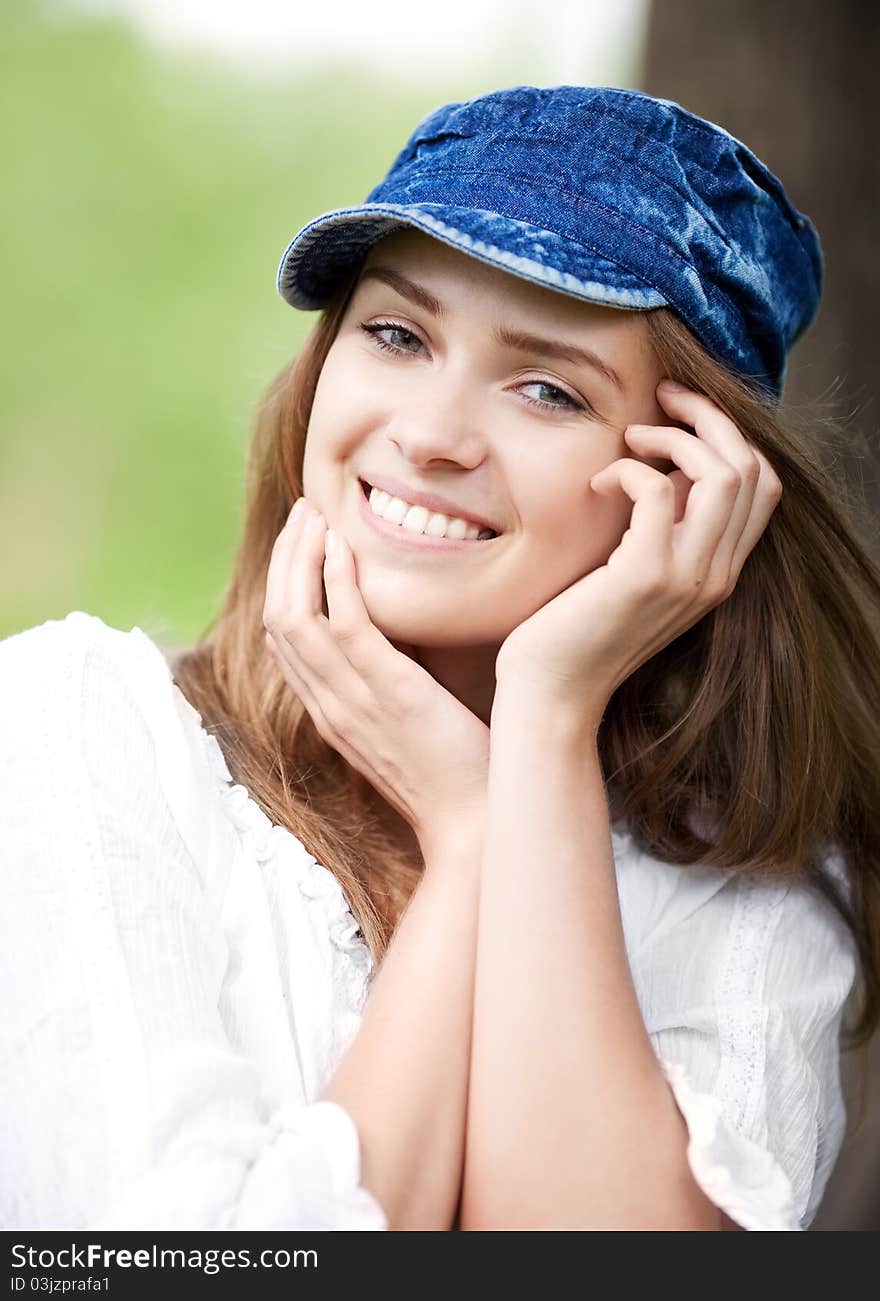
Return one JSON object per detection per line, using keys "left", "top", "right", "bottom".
{"left": 357, "top": 481, "right": 501, "bottom": 552}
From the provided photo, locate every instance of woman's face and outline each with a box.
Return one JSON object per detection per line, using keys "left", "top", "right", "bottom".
{"left": 302, "top": 228, "right": 674, "bottom": 649}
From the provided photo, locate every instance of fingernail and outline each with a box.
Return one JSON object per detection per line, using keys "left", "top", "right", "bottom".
{"left": 659, "top": 379, "right": 686, "bottom": 392}
{"left": 325, "top": 528, "right": 338, "bottom": 556}
{"left": 291, "top": 497, "right": 306, "bottom": 519}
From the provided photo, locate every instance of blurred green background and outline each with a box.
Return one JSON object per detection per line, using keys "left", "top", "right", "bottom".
{"left": 0, "top": 0, "right": 645, "bottom": 648}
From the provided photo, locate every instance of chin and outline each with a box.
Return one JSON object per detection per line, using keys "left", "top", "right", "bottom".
{"left": 352, "top": 567, "right": 509, "bottom": 647}
{"left": 366, "top": 607, "right": 454, "bottom": 646}
{"left": 359, "top": 598, "right": 475, "bottom": 649}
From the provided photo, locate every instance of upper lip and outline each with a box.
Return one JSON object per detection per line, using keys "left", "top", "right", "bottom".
{"left": 360, "top": 474, "right": 501, "bottom": 533}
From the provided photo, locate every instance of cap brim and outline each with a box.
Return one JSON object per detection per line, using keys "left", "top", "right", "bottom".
{"left": 276, "top": 202, "right": 667, "bottom": 313}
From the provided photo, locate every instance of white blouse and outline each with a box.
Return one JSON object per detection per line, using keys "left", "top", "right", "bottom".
{"left": 0, "top": 610, "right": 858, "bottom": 1231}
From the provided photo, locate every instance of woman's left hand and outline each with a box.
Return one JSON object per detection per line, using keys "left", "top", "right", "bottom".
{"left": 494, "top": 381, "right": 783, "bottom": 721}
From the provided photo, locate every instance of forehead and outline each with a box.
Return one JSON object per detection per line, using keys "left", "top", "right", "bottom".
{"left": 356, "top": 227, "right": 649, "bottom": 348}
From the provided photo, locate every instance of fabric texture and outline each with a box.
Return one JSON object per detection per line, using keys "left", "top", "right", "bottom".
{"left": 1, "top": 611, "right": 857, "bottom": 1230}
{"left": 1, "top": 611, "right": 385, "bottom": 1231}
{"left": 275, "top": 84, "right": 823, "bottom": 400}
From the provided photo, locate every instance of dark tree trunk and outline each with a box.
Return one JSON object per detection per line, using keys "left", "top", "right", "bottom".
{"left": 642, "top": 0, "right": 879, "bottom": 536}
{"left": 642, "top": 0, "right": 880, "bottom": 1231}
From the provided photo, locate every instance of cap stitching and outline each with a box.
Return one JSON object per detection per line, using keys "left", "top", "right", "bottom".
{"left": 396, "top": 160, "right": 738, "bottom": 263}
{"left": 387, "top": 168, "right": 757, "bottom": 339}
{"left": 405, "top": 94, "right": 817, "bottom": 279}
{"left": 395, "top": 152, "right": 816, "bottom": 290}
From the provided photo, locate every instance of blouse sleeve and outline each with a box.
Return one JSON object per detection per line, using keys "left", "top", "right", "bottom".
{"left": 625, "top": 838, "right": 858, "bottom": 1232}
{"left": 0, "top": 612, "right": 388, "bottom": 1231}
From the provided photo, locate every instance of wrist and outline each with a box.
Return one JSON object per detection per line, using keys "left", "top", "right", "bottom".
{"left": 416, "top": 810, "right": 486, "bottom": 867}
{"left": 491, "top": 676, "right": 607, "bottom": 747}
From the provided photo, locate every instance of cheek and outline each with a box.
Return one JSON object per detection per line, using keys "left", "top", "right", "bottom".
{"left": 307, "top": 372, "right": 348, "bottom": 441}
{"left": 303, "top": 388, "right": 366, "bottom": 483}
{"left": 532, "top": 472, "right": 627, "bottom": 542}
{"left": 525, "top": 479, "right": 634, "bottom": 594}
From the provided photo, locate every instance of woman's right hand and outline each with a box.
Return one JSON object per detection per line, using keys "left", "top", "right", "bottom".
{"left": 262, "top": 498, "right": 490, "bottom": 854}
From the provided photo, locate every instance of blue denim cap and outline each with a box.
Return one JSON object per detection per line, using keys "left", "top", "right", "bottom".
{"left": 276, "top": 84, "right": 823, "bottom": 400}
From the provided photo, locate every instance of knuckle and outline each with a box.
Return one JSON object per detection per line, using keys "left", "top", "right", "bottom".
{"left": 280, "top": 619, "right": 311, "bottom": 653}
{"left": 330, "top": 620, "right": 358, "bottom": 646}
{"left": 706, "top": 571, "right": 732, "bottom": 602}
{"left": 753, "top": 448, "right": 784, "bottom": 498}
{"left": 640, "top": 564, "right": 670, "bottom": 596}
{"left": 710, "top": 554, "right": 735, "bottom": 587}
{"left": 647, "top": 474, "right": 675, "bottom": 499}
{"left": 739, "top": 456, "right": 761, "bottom": 484}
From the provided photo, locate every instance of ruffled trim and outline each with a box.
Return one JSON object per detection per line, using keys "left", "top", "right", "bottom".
{"left": 172, "top": 689, "right": 374, "bottom": 1017}
{"left": 277, "top": 1100, "right": 389, "bottom": 1230}
{"left": 89, "top": 1099, "right": 389, "bottom": 1231}
{"left": 658, "top": 1057, "right": 802, "bottom": 1231}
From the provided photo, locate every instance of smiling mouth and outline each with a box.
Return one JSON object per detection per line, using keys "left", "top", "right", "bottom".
{"left": 359, "top": 479, "right": 500, "bottom": 541}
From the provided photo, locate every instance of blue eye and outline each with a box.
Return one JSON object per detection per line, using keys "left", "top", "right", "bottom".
{"left": 518, "top": 381, "right": 584, "bottom": 413}
{"left": 360, "top": 321, "right": 423, "bottom": 354}
{"left": 358, "top": 319, "right": 595, "bottom": 418}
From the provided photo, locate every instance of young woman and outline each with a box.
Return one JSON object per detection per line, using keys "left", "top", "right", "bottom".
{"left": 2, "top": 85, "right": 878, "bottom": 1232}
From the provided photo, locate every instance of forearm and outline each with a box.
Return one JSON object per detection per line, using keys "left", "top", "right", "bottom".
{"left": 319, "top": 823, "right": 483, "bottom": 1231}
{"left": 460, "top": 687, "right": 718, "bottom": 1230}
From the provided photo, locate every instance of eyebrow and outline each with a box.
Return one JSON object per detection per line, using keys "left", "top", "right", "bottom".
{"left": 357, "top": 265, "right": 625, "bottom": 394}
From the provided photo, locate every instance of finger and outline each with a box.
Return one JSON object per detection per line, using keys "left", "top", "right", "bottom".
{"left": 267, "top": 502, "right": 362, "bottom": 697}
{"left": 287, "top": 504, "right": 328, "bottom": 620}
{"left": 272, "top": 509, "right": 411, "bottom": 734}
{"left": 655, "top": 381, "right": 763, "bottom": 536}
{"left": 322, "top": 528, "right": 377, "bottom": 647}
{"left": 727, "top": 445, "right": 784, "bottom": 579}
{"left": 667, "top": 469, "right": 693, "bottom": 525}
{"left": 264, "top": 506, "right": 388, "bottom": 771}
{"left": 590, "top": 458, "right": 678, "bottom": 571}
{"left": 265, "top": 628, "right": 361, "bottom": 763}
{"left": 323, "top": 528, "right": 418, "bottom": 686}
{"left": 624, "top": 424, "right": 748, "bottom": 572}
{"left": 264, "top": 498, "right": 308, "bottom": 630}
{"left": 264, "top": 627, "right": 325, "bottom": 724}
{"left": 655, "top": 383, "right": 784, "bottom": 578}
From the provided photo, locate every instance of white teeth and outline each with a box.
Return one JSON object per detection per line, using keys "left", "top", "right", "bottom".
{"left": 366, "top": 484, "right": 495, "bottom": 541}
{"left": 401, "top": 505, "right": 430, "bottom": 533}
{"left": 383, "top": 496, "right": 409, "bottom": 525}
{"left": 425, "top": 512, "right": 449, "bottom": 538}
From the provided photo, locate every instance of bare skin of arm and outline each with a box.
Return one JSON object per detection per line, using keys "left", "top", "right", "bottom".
{"left": 319, "top": 820, "right": 484, "bottom": 1232}
{"left": 459, "top": 685, "right": 727, "bottom": 1230}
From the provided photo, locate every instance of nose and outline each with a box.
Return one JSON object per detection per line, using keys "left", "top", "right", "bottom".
{"left": 384, "top": 368, "right": 489, "bottom": 469}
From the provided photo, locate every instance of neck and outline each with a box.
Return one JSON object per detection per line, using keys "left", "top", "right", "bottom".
{"left": 397, "top": 641, "right": 500, "bottom": 727}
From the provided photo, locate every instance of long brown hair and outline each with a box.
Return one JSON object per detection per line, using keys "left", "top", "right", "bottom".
{"left": 169, "top": 261, "right": 880, "bottom": 1059}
